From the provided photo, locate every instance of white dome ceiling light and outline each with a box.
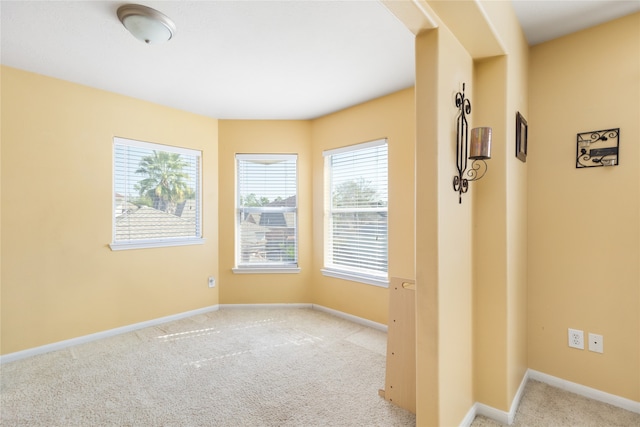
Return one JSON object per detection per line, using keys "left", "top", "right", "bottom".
{"left": 117, "top": 4, "right": 176, "bottom": 44}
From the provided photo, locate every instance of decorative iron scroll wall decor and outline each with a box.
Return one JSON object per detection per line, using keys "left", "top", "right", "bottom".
{"left": 452, "top": 83, "right": 492, "bottom": 204}
{"left": 576, "top": 128, "right": 619, "bottom": 168}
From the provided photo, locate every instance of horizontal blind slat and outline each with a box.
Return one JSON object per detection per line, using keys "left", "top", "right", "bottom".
{"left": 326, "top": 142, "right": 388, "bottom": 277}
{"left": 113, "top": 139, "right": 201, "bottom": 244}
{"left": 236, "top": 155, "right": 298, "bottom": 267}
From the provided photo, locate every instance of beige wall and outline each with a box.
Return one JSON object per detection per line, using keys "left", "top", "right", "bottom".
{"left": 472, "top": 0, "right": 530, "bottom": 411}
{"left": 217, "top": 88, "right": 415, "bottom": 324}
{"left": 217, "top": 120, "right": 313, "bottom": 304}
{"left": 310, "top": 88, "right": 416, "bottom": 325}
{"left": 1, "top": 71, "right": 415, "bottom": 355}
{"left": 212, "top": 89, "right": 419, "bottom": 410}
{"left": 472, "top": 55, "right": 510, "bottom": 410}
{"left": 528, "top": 13, "right": 640, "bottom": 401}
{"left": 412, "top": 0, "right": 530, "bottom": 424}
{"left": 1, "top": 66, "right": 219, "bottom": 355}
{"left": 415, "top": 26, "right": 475, "bottom": 426}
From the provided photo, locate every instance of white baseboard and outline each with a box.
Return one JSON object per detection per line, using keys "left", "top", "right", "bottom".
{"left": 219, "top": 303, "right": 312, "bottom": 309}
{"left": 0, "top": 305, "right": 220, "bottom": 364}
{"left": 1, "top": 303, "right": 385, "bottom": 364}
{"left": 462, "top": 369, "right": 640, "bottom": 426}
{"left": 311, "top": 304, "right": 388, "bottom": 332}
{"left": 459, "top": 403, "right": 480, "bottom": 427}
{"left": 5, "top": 304, "right": 638, "bottom": 419}
{"left": 528, "top": 369, "right": 640, "bottom": 414}
{"left": 218, "top": 303, "right": 386, "bottom": 331}
{"left": 508, "top": 368, "right": 530, "bottom": 423}
{"left": 474, "top": 402, "right": 509, "bottom": 425}
{"left": 461, "top": 371, "right": 529, "bottom": 426}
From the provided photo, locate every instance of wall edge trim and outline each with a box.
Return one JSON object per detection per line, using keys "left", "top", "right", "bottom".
{"left": 459, "top": 403, "right": 480, "bottom": 427}
{"left": 462, "top": 369, "right": 640, "bottom": 425}
{"left": 474, "top": 402, "right": 509, "bottom": 425}
{"left": 220, "top": 304, "right": 386, "bottom": 331}
{"left": 1, "top": 303, "right": 387, "bottom": 364}
{"left": 460, "top": 370, "right": 529, "bottom": 426}
{"left": 219, "top": 303, "right": 312, "bottom": 309}
{"left": 508, "top": 369, "right": 531, "bottom": 423}
{"left": 312, "top": 304, "right": 388, "bottom": 332}
{"left": 528, "top": 369, "right": 640, "bottom": 414}
{"left": 0, "top": 305, "right": 220, "bottom": 364}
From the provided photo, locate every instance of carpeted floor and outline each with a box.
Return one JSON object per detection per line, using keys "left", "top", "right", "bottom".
{"left": 2, "top": 307, "right": 638, "bottom": 426}
{"left": 1, "top": 307, "right": 415, "bottom": 426}
{"left": 471, "top": 380, "right": 640, "bottom": 427}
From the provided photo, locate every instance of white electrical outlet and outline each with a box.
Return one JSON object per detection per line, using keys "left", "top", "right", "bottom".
{"left": 568, "top": 328, "right": 584, "bottom": 349}
{"left": 208, "top": 277, "right": 216, "bottom": 288}
{"left": 588, "top": 333, "right": 603, "bottom": 353}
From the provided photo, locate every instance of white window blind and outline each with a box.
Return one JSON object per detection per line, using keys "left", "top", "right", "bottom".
{"left": 323, "top": 139, "right": 388, "bottom": 283}
{"left": 236, "top": 154, "right": 298, "bottom": 269}
{"left": 111, "top": 137, "right": 202, "bottom": 250}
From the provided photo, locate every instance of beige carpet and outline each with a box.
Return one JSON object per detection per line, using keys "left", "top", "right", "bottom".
{"left": 1, "top": 307, "right": 415, "bottom": 426}
{"left": 472, "top": 380, "right": 640, "bottom": 427}
{"left": 3, "top": 307, "right": 638, "bottom": 426}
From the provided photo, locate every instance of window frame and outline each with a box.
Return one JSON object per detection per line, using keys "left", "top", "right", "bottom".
{"left": 233, "top": 153, "right": 299, "bottom": 274}
{"left": 322, "top": 138, "right": 389, "bottom": 287}
{"left": 110, "top": 137, "right": 204, "bottom": 251}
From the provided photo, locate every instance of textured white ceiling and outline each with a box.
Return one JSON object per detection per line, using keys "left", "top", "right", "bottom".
{"left": 1, "top": 1, "right": 638, "bottom": 120}
{"left": 1, "top": 1, "right": 415, "bottom": 120}
{"left": 512, "top": 0, "right": 639, "bottom": 45}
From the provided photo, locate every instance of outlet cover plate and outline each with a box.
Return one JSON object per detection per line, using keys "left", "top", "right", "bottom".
{"left": 568, "top": 328, "right": 584, "bottom": 349}
{"left": 208, "top": 277, "right": 216, "bottom": 288}
{"left": 588, "top": 333, "right": 603, "bottom": 353}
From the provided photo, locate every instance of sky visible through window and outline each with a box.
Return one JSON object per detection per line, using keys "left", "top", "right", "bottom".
{"left": 114, "top": 144, "right": 199, "bottom": 198}
{"left": 237, "top": 158, "right": 297, "bottom": 205}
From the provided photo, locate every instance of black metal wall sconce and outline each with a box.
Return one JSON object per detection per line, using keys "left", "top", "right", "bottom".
{"left": 453, "top": 83, "right": 492, "bottom": 204}
{"left": 576, "top": 128, "right": 619, "bottom": 168}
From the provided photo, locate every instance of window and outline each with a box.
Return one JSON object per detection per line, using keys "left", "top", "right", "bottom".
{"left": 323, "top": 139, "right": 388, "bottom": 287}
{"left": 111, "top": 137, "right": 202, "bottom": 250}
{"left": 235, "top": 154, "right": 298, "bottom": 272}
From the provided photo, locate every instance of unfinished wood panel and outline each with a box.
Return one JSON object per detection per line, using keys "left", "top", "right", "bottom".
{"left": 381, "top": 277, "right": 416, "bottom": 413}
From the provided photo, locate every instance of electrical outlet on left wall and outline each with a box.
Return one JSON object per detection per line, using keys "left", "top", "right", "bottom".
{"left": 208, "top": 277, "right": 216, "bottom": 288}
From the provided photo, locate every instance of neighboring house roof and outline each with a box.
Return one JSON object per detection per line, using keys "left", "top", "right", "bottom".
{"left": 240, "top": 221, "right": 269, "bottom": 245}
{"left": 176, "top": 199, "right": 197, "bottom": 221}
{"left": 115, "top": 202, "right": 138, "bottom": 218}
{"left": 240, "top": 212, "right": 295, "bottom": 247}
{"left": 249, "top": 212, "right": 295, "bottom": 228}
{"left": 114, "top": 193, "right": 137, "bottom": 218}
{"left": 115, "top": 206, "right": 196, "bottom": 240}
{"left": 266, "top": 195, "right": 296, "bottom": 207}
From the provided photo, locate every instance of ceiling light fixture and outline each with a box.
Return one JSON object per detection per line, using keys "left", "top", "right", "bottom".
{"left": 117, "top": 4, "right": 176, "bottom": 44}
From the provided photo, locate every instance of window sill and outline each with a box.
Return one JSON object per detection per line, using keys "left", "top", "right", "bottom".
{"left": 321, "top": 268, "right": 389, "bottom": 288}
{"left": 233, "top": 267, "right": 301, "bottom": 274}
{"left": 110, "top": 238, "right": 205, "bottom": 251}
